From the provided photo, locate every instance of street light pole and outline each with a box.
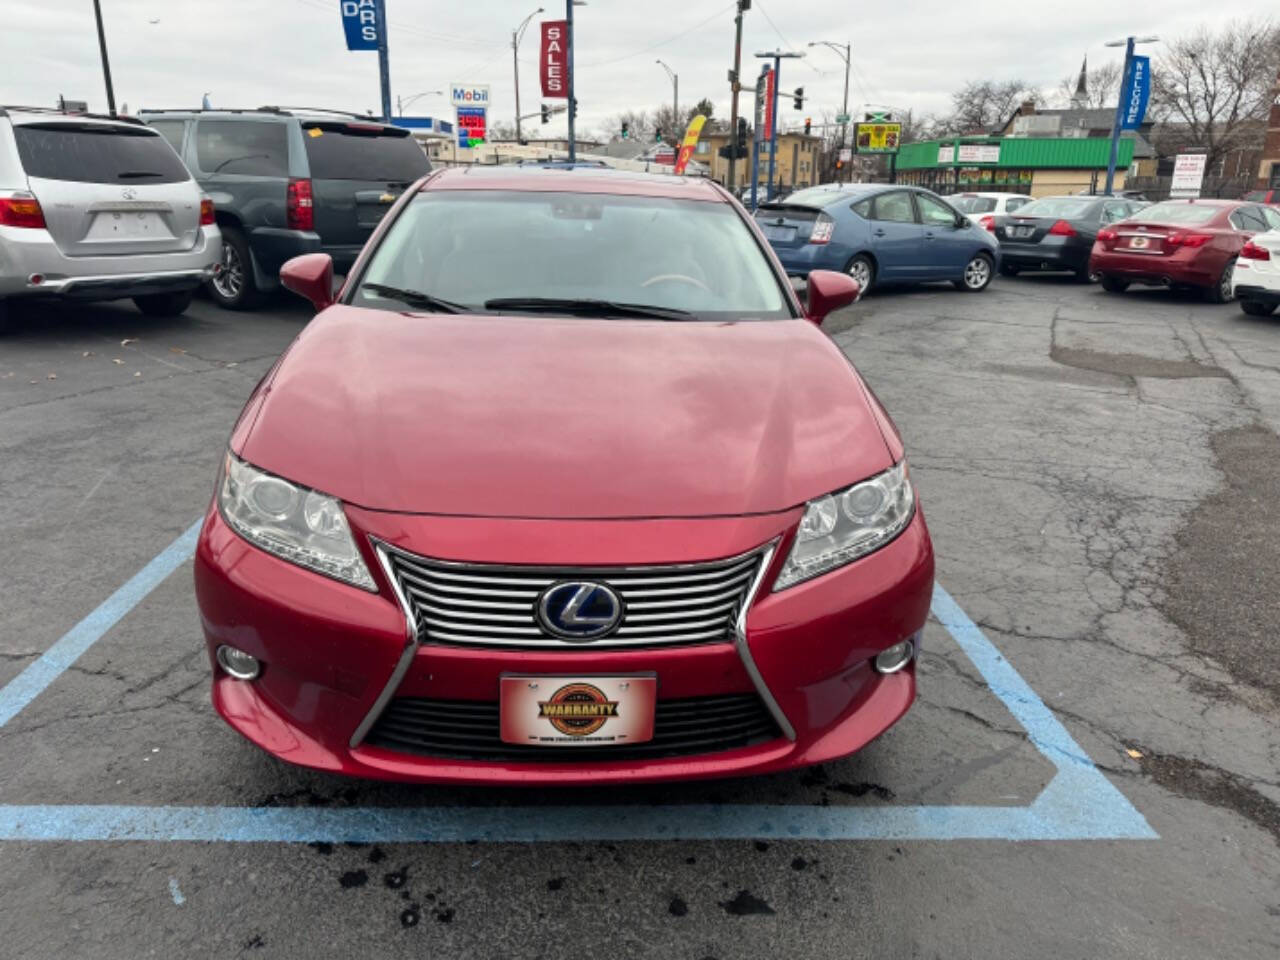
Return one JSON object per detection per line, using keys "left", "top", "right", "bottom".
{"left": 657, "top": 60, "right": 679, "bottom": 138}
{"left": 91, "top": 0, "right": 116, "bottom": 116}
{"left": 1103, "top": 34, "right": 1158, "bottom": 195}
{"left": 512, "top": 7, "right": 544, "bottom": 144}
{"left": 396, "top": 91, "right": 442, "bottom": 116}
{"left": 809, "top": 40, "right": 851, "bottom": 182}
{"left": 375, "top": 0, "right": 391, "bottom": 122}
{"left": 727, "top": 1, "right": 747, "bottom": 191}
{"left": 566, "top": 0, "right": 585, "bottom": 161}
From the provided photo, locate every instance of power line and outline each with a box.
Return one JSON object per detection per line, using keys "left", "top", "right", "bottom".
{"left": 577, "top": 2, "right": 736, "bottom": 68}
{"left": 752, "top": 0, "right": 823, "bottom": 76}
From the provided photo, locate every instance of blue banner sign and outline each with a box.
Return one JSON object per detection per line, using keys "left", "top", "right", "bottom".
{"left": 1120, "top": 55, "right": 1151, "bottom": 131}
{"left": 340, "top": 0, "right": 378, "bottom": 52}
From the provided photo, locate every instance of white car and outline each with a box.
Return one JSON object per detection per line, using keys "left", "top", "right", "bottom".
{"left": 945, "top": 192, "right": 1034, "bottom": 230}
{"left": 1234, "top": 226, "right": 1280, "bottom": 317}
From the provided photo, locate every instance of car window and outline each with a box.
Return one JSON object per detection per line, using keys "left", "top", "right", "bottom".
{"left": 146, "top": 120, "right": 186, "bottom": 155}
{"left": 916, "top": 193, "right": 958, "bottom": 226}
{"left": 195, "top": 120, "right": 289, "bottom": 176}
{"left": 1013, "top": 197, "right": 1096, "bottom": 219}
{"left": 301, "top": 123, "right": 430, "bottom": 181}
{"left": 871, "top": 191, "right": 916, "bottom": 224}
{"left": 786, "top": 186, "right": 854, "bottom": 206}
{"left": 1131, "top": 202, "right": 1220, "bottom": 225}
{"left": 1006, "top": 197, "right": 1031, "bottom": 212}
{"left": 948, "top": 196, "right": 995, "bottom": 214}
{"left": 354, "top": 190, "right": 790, "bottom": 320}
{"left": 1102, "top": 202, "right": 1129, "bottom": 224}
{"left": 1261, "top": 206, "right": 1280, "bottom": 230}
{"left": 851, "top": 197, "right": 873, "bottom": 218}
{"left": 1236, "top": 207, "right": 1269, "bottom": 231}
{"left": 11, "top": 122, "right": 191, "bottom": 184}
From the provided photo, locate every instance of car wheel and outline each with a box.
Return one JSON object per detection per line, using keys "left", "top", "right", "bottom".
{"left": 1204, "top": 257, "right": 1237, "bottom": 304}
{"left": 955, "top": 253, "right": 994, "bottom": 292}
{"left": 1099, "top": 275, "right": 1129, "bottom": 293}
{"left": 845, "top": 255, "right": 875, "bottom": 292}
{"left": 207, "top": 226, "right": 263, "bottom": 310}
{"left": 998, "top": 263, "right": 1019, "bottom": 277}
{"left": 1240, "top": 299, "right": 1278, "bottom": 317}
{"left": 133, "top": 290, "right": 195, "bottom": 317}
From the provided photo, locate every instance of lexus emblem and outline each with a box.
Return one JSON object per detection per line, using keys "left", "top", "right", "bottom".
{"left": 536, "top": 581, "right": 623, "bottom": 641}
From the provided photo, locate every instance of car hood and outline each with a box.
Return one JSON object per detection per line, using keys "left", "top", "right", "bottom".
{"left": 238, "top": 307, "right": 893, "bottom": 519}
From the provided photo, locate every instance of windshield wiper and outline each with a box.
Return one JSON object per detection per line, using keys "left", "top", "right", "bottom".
{"left": 483, "top": 297, "right": 695, "bottom": 321}
{"left": 361, "top": 282, "right": 472, "bottom": 314}
{"left": 116, "top": 171, "right": 165, "bottom": 179}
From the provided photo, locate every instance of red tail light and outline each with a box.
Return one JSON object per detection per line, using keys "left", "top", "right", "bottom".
{"left": 1047, "top": 219, "right": 1076, "bottom": 237}
{"left": 1166, "top": 230, "right": 1212, "bottom": 249}
{"left": 808, "top": 213, "right": 835, "bottom": 245}
{"left": 979, "top": 214, "right": 995, "bottom": 231}
{"left": 199, "top": 197, "right": 215, "bottom": 226}
{"left": 1241, "top": 240, "right": 1272, "bottom": 261}
{"left": 286, "top": 178, "right": 314, "bottom": 231}
{"left": 0, "top": 193, "right": 46, "bottom": 229}
{"left": 1096, "top": 227, "right": 1118, "bottom": 249}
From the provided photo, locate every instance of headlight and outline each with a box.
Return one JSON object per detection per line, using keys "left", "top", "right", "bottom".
{"left": 217, "top": 453, "right": 376, "bottom": 591}
{"left": 774, "top": 460, "right": 914, "bottom": 590}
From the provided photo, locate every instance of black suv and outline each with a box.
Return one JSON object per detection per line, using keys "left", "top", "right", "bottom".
{"left": 138, "top": 107, "right": 430, "bottom": 309}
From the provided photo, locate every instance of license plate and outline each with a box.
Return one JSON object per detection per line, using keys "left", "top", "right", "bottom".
{"left": 762, "top": 224, "right": 796, "bottom": 242}
{"left": 1126, "top": 236, "right": 1151, "bottom": 249}
{"left": 87, "top": 210, "right": 166, "bottom": 239}
{"left": 499, "top": 675, "right": 656, "bottom": 747}
{"left": 1011, "top": 226, "right": 1035, "bottom": 238}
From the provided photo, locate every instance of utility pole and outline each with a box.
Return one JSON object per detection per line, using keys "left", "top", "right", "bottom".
{"left": 657, "top": 60, "right": 678, "bottom": 139}
{"left": 754, "top": 49, "right": 804, "bottom": 202}
{"left": 1103, "top": 34, "right": 1158, "bottom": 195}
{"left": 809, "top": 40, "right": 851, "bottom": 182}
{"left": 727, "top": 1, "right": 747, "bottom": 190}
{"left": 91, "top": 0, "right": 116, "bottom": 116}
{"left": 375, "top": 0, "right": 391, "bottom": 122}
{"left": 512, "top": 8, "right": 544, "bottom": 144}
{"left": 566, "top": 0, "right": 582, "bottom": 162}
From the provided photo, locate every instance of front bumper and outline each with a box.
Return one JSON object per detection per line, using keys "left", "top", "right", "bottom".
{"left": 0, "top": 224, "right": 221, "bottom": 299}
{"left": 194, "top": 502, "right": 934, "bottom": 785}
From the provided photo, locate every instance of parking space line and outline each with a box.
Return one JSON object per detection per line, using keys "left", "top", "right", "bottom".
{"left": 0, "top": 520, "right": 202, "bottom": 729}
{"left": 0, "top": 524, "right": 1156, "bottom": 843}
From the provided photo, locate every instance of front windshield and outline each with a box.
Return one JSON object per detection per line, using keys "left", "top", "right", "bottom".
{"left": 948, "top": 196, "right": 995, "bottom": 214}
{"left": 1015, "top": 197, "right": 1097, "bottom": 218}
{"left": 353, "top": 190, "right": 790, "bottom": 319}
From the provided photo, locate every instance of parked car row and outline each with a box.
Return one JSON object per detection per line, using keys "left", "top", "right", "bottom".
{"left": 0, "top": 104, "right": 431, "bottom": 329}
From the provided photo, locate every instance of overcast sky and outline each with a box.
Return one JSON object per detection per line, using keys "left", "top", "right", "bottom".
{"left": 1, "top": 0, "right": 1269, "bottom": 138}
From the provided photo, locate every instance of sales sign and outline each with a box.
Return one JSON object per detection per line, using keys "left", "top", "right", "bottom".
{"left": 754, "top": 67, "right": 776, "bottom": 143}
{"left": 456, "top": 107, "right": 487, "bottom": 148}
{"left": 956, "top": 143, "right": 1000, "bottom": 164}
{"left": 339, "top": 0, "right": 378, "bottom": 51}
{"left": 1169, "top": 153, "right": 1208, "bottom": 198}
{"left": 1120, "top": 55, "right": 1151, "bottom": 131}
{"left": 540, "top": 20, "right": 569, "bottom": 98}
{"left": 855, "top": 122, "right": 901, "bottom": 154}
{"left": 673, "top": 114, "right": 708, "bottom": 176}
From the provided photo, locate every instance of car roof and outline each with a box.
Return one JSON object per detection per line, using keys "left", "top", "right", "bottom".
{"left": 0, "top": 106, "right": 147, "bottom": 129}
{"left": 422, "top": 165, "right": 728, "bottom": 202}
{"left": 947, "top": 191, "right": 1027, "bottom": 198}
{"left": 1144, "top": 197, "right": 1244, "bottom": 207}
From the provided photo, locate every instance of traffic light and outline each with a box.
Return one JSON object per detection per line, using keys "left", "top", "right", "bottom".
{"left": 793, "top": 87, "right": 804, "bottom": 110}
{"left": 804, "top": 117, "right": 812, "bottom": 136}
{"left": 735, "top": 116, "right": 749, "bottom": 158}
{"left": 621, "top": 121, "right": 629, "bottom": 139}
{"left": 655, "top": 127, "right": 662, "bottom": 142}
{"left": 540, "top": 104, "right": 550, "bottom": 124}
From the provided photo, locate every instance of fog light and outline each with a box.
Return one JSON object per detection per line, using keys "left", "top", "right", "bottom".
{"left": 27, "top": 273, "right": 44, "bottom": 285}
{"left": 216, "top": 644, "right": 260, "bottom": 680}
{"left": 874, "top": 639, "right": 914, "bottom": 674}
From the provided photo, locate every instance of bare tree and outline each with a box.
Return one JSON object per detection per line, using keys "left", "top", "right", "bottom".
{"left": 1150, "top": 20, "right": 1280, "bottom": 171}
{"left": 943, "top": 79, "right": 1040, "bottom": 134}
{"left": 1054, "top": 61, "right": 1124, "bottom": 109}
{"left": 596, "top": 109, "right": 654, "bottom": 143}
{"left": 488, "top": 120, "right": 518, "bottom": 141}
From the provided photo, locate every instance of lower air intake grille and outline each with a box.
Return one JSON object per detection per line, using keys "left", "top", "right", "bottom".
{"left": 365, "top": 693, "right": 782, "bottom": 762}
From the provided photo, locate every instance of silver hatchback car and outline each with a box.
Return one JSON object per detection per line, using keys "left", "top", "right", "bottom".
{"left": 0, "top": 107, "right": 221, "bottom": 329}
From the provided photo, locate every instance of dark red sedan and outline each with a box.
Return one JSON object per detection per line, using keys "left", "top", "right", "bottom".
{"left": 1090, "top": 198, "right": 1271, "bottom": 302}
{"left": 193, "top": 166, "right": 934, "bottom": 785}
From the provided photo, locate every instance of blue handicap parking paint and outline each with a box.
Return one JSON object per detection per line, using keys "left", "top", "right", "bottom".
{"left": 0, "top": 524, "right": 1156, "bottom": 843}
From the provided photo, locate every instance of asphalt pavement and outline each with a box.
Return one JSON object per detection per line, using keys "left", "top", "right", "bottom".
{"left": 1, "top": 278, "right": 1277, "bottom": 958}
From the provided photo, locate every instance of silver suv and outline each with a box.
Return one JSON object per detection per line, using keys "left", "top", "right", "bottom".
{"left": 0, "top": 107, "right": 221, "bottom": 330}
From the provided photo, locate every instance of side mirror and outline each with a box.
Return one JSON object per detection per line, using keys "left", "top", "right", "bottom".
{"left": 280, "top": 253, "right": 335, "bottom": 312}
{"left": 956, "top": 215, "right": 968, "bottom": 229}
{"left": 805, "top": 269, "right": 861, "bottom": 326}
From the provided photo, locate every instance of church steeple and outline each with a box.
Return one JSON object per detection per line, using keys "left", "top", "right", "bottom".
{"left": 1071, "top": 55, "right": 1088, "bottom": 109}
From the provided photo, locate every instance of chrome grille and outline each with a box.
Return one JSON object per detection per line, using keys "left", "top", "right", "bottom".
{"left": 381, "top": 546, "right": 765, "bottom": 649}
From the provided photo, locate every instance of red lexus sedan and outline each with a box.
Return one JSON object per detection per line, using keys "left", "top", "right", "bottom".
{"left": 194, "top": 166, "right": 934, "bottom": 785}
{"left": 1090, "top": 198, "right": 1267, "bottom": 302}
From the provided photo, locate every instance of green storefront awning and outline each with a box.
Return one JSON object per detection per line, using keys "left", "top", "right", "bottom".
{"left": 896, "top": 137, "right": 1136, "bottom": 171}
